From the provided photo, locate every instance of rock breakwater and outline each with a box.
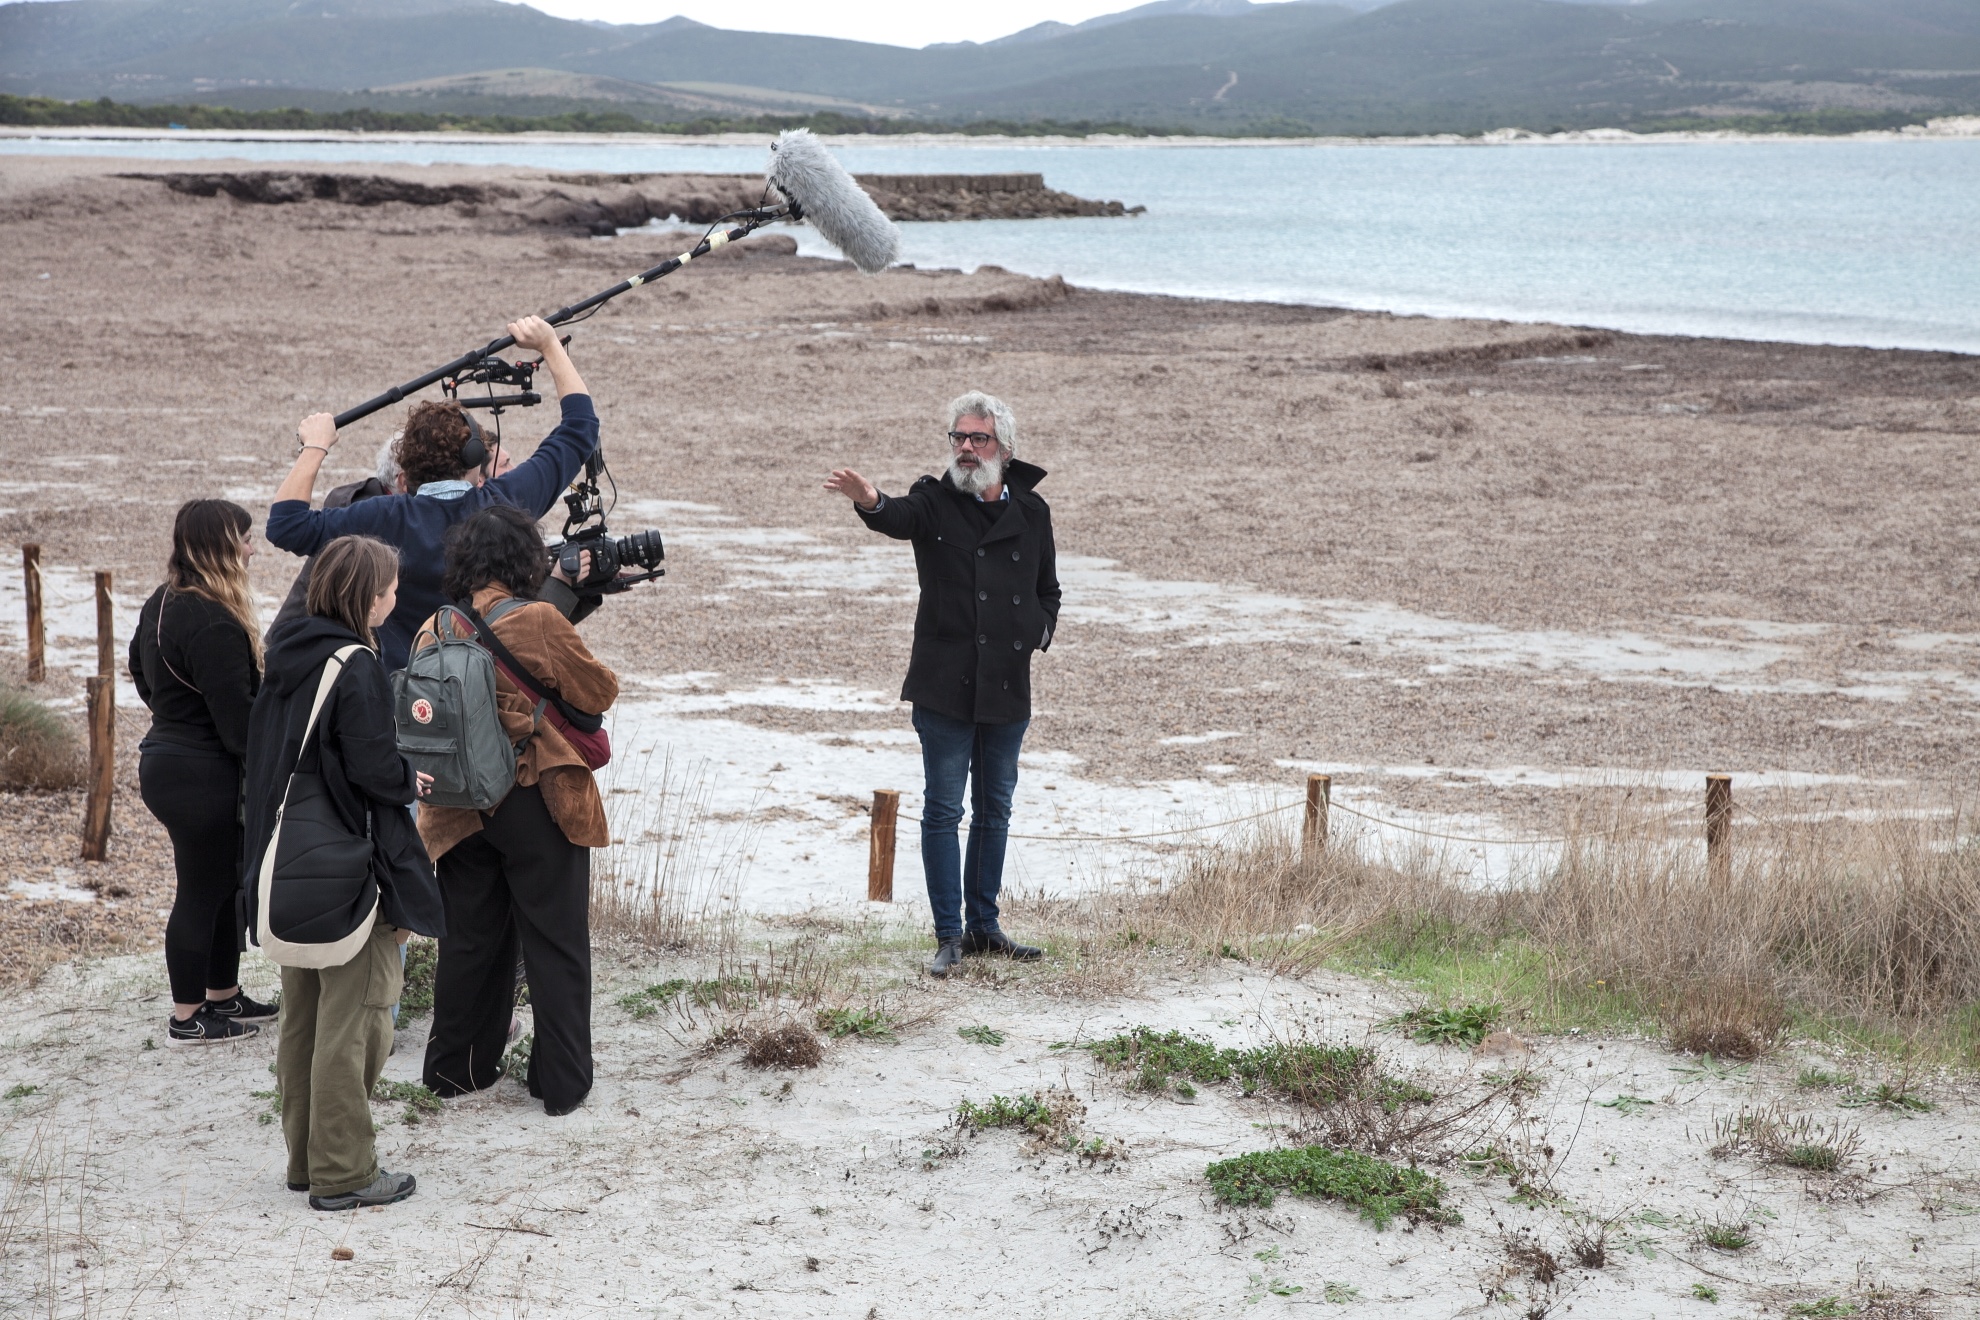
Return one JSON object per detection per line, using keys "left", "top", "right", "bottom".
{"left": 119, "top": 169, "right": 1140, "bottom": 235}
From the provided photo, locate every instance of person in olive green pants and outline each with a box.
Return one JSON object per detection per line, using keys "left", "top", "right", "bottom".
{"left": 278, "top": 919, "right": 406, "bottom": 1205}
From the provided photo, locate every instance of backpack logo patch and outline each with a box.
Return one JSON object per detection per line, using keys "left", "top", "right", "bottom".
{"left": 410, "top": 698, "right": 434, "bottom": 725}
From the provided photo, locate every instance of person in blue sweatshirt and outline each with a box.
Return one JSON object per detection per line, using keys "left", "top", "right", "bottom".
{"left": 265, "top": 316, "right": 593, "bottom": 670}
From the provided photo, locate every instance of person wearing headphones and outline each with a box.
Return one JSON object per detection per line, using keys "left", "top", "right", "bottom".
{"left": 266, "top": 317, "right": 592, "bottom": 670}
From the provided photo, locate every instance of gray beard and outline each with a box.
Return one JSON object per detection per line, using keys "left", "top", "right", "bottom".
{"left": 948, "top": 452, "right": 1004, "bottom": 495}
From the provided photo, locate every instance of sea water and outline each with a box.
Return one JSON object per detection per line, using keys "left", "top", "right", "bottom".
{"left": 5, "top": 134, "right": 1975, "bottom": 352}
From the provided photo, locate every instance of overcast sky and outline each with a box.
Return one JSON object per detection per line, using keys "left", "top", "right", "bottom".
{"left": 497, "top": 0, "right": 1276, "bottom": 48}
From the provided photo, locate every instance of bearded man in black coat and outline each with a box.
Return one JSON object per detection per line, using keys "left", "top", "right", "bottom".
{"left": 826, "top": 391, "right": 1062, "bottom": 978}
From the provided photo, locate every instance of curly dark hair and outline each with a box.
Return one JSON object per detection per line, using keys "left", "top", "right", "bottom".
{"left": 443, "top": 505, "right": 547, "bottom": 604}
{"left": 395, "top": 401, "right": 477, "bottom": 489}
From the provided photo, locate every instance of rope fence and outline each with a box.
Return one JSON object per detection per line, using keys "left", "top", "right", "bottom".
{"left": 862, "top": 769, "right": 1763, "bottom": 901}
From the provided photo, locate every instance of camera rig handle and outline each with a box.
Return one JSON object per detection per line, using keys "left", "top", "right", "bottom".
{"left": 331, "top": 202, "right": 795, "bottom": 429}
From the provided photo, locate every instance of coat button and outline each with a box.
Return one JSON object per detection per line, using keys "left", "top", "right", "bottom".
{"left": 1002, "top": 680, "right": 1009, "bottom": 690}
{"left": 976, "top": 547, "right": 985, "bottom": 557}
{"left": 1012, "top": 640, "right": 1023, "bottom": 650}
{"left": 977, "top": 590, "right": 987, "bottom": 601}
{"left": 1012, "top": 594, "right": 1021, "bottom": 604}
{"left": 1011, "top": 551, "right": 1020, "bottom": 561}
{"left": 978, "top": 635, "right": 987, "bottom": 645}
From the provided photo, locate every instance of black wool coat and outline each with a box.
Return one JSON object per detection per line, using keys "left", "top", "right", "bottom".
{"left": 856, "top": 459, "right": 1062, "bottom": 725}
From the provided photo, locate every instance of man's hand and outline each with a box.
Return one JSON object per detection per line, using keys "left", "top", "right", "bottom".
{"left": 549, "top": 549, "right": 592, "bottom": 587}
{"left": 508, "top": 314, "right": 588, "bottom": 402}
{"left": 508, "top": 315, "right": 559, "bottom": 357}
{"left": 824, "top": 468, "right": 879, "bottom": 511}
{"left": 297, "top": 413, "right": 338, "bottom": 453}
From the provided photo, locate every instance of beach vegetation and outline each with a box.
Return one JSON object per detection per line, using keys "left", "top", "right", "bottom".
{"left": 1204, "top": 1145, "right": 1459, "bottom": 1229}
{"left": 0, "top": 685, "right": 82, "bottom": 791}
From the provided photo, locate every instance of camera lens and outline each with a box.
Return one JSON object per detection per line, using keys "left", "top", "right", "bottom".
{"left": 615, "top": 529, "right": 665, "bottom": 570}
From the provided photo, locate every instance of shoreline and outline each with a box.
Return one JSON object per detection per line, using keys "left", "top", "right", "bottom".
{"left": 3, "top": 116, "right": 1978, "bottom": 149}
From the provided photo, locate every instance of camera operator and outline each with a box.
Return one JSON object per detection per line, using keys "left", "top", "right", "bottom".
{"left": 824, "top": 391, "right": 1061, "bottom": 979}
{"left": 266, "top": 316, "right": 593, "bottom": 670}
{"left": 414, "top": 506, "right": 618, "bottom": 1118}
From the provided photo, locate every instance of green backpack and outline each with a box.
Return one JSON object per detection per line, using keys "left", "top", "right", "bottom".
{"left": 392, "top": 600, "right": 527, "bottom": 811}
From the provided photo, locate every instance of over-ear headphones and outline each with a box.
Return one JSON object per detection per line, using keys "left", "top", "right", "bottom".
{"left": 459, "top": 408, "right": 488, "bottom": 472}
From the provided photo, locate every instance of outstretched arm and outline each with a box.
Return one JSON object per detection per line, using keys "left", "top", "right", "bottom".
{"left": 275, "top": 412, "right": 338, "bottom": 506}
{"left": 828, "top": 467, "right": 925, "bottom": 540}
{"left": 823, "top": 468, "right": 879, "bottom": 511}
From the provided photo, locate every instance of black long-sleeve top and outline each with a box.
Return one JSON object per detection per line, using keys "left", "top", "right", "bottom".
{"left": 128, "top": 586, "right": 260, "bottom": 759}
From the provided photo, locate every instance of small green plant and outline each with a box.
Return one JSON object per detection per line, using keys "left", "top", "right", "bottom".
{"left": 957, "top": 1093, "right": 1056, "bottom": 1133}
{"left": 816, "top": 1007, "right": 897, "bottom": 1041}
{"left": 141, "top": 1038, "right": 156, "bottom": 1052}
{"left": 957, "top": 1024, "right": 1005, "bottom": 1047}
{"left": 397, "top": 938, "right": 438, "bottom": 1020}
{"left": 1787, "top": 1298, "right": 1856, "bottom": 1318}
{"left": 1797, "top": 1067, "right": 1854, "bottom": 1090}
{"left": 1700, "top": 1216, "right": 1751, "bottom": 1251}
{"left": 1220, "top": 942, "right": 1248, "bottom": 962}
{"left": 1459, "top": 1146, "right": 1519, "bottom": 1180}
{"left": 1088, "top": 1027, "right": 1430, "bottom": 1111}
{"left": 3, "top": 1083, "right": 38, "bottom": 1100}
{"left": 1692, "top": 1282, "right": 1719, "bottom": 1302}
{"left": 1174, "top": 1080, "right": 1197, "bottom": 1101}
{"left": 1322, "top": 1281, "right": 1359, "bottom": 1303}
{"left": 502, "top": 1031, "right": 533, "bottom": 1081}
{"left": 1840, "top": 1082, "right": 1932, "bottom": 1114}
{"left": 371, "top": 1078, "right": 444, "bottom": 1125}
{"left": 1205, "top": 1146, "right": 1460, "bottom": 1229}
{"left": 618, "top": 978, "right": 689, "bottom": 1020}
{"left": 1783, "top": 1144, "right": 1842, "bottom": 1172}
{"left": 1669, "top": 1055, "right": 1751, "bottom": 1083}
{"left": 1481, "top": 1069, "right": 1539, "bottom": 1094}
{"left": 1597, "top": 1094, "right": 1654, "bottom": 1115}
{"left": 1383, "top": 1002, "right": 1500, "bottom": 1048}
{"left": 1244, "top": 1272, "right": 1303, "bottom": 1303}
{"left": 249, "top": 1088, "right": 281, "bottom": 1125}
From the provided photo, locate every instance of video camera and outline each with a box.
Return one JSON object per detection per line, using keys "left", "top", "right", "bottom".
{"left": 442, "top": 350, "right": 665, "bottom": 611}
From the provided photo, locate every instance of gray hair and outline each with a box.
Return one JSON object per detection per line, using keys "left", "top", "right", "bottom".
{"left": 376, "top": 435, "right": 403, "bottom": 488}
{"left": 945, "top": 391, "right": 1015, "bottom": 455}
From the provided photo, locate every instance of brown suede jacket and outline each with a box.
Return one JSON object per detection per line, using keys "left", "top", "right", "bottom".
{"left": 412, "top": 584, "right": 619, "bottom": 860}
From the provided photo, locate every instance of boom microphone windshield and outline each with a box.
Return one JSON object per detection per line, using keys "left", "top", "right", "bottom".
{"left": 767, "top": 128, "right": 901, "bottom": 274}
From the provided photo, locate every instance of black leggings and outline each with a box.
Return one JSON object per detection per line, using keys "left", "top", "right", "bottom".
{"left": 424, "top": 784, "right": 593, "bottom": 1112}
{"left": 138, "top": 746, "right": 243, "bottom": 1005}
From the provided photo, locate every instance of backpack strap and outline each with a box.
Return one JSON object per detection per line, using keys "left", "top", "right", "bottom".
{"left": 457, "top": 599, "right": 606, "bottom": 735}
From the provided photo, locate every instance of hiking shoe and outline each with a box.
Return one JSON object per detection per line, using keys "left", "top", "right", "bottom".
{"left": 287, "top": 1180, "right": 308, "bottom": 1192}
{"left": 928, "top": 937, "right": 964, "bottom": 979}
{"left": 961, "top": 928, "right": 1043, "bottom": 962}
{"left": 309, "top": 1171, "right": 416, "bottom": 1212}
{"left": 207, "top": 991, "right": 279, "bottom": 1024}
{"left": 167, "top": 1005, "right": 260, "bottom": 1046}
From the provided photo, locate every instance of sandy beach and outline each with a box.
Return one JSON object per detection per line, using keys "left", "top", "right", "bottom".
{"left": 1, "top": 153, "right": 1977, "bottom": 1317}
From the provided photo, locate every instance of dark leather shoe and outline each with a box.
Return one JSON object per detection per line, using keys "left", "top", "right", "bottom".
{"left": 929, "top": 937, "right": 964, "bottom": 978}
{"left": 962, "top": 928, "right": 1042, "bottom": 961}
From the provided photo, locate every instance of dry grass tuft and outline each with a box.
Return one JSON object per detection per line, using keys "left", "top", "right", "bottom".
{"left": 590, "top": 755, "right": 753, "bottom": 956}
{"left": 1016, "top": 793, "right": 1980, "bottom": 1052}
{"left": 741, "top": 1021, "right": 822, "bottom": 1070}
{"left": 1664, "top": 978, "right": 1788, "bottom": 1061}
{"left": 0, "top": 687, "right": 83, "bottom": 790}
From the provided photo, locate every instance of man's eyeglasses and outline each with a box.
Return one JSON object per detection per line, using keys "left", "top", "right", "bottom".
{"left": 948, "top": 431, "right": 1000, "bottom": 450}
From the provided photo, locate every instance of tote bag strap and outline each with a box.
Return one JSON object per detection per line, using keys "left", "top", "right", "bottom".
{"left": 297, "top": 644, "right": 364, "bottom": 751}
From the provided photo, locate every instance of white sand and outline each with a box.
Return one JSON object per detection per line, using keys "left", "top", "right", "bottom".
{"left": 2, "top": 949, "right": 1971, "bottom": 1317}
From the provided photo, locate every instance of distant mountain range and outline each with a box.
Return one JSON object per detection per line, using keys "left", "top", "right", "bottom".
{"left": 2, "top": 0, "right": 1975, "bottom": 134}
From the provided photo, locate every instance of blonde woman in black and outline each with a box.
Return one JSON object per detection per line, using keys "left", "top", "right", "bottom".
{"left": 130, "top": 499, "right": 271, "bottom": 1044}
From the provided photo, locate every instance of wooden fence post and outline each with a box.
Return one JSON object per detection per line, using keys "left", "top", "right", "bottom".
{"left": 868, "top": 789, "right": 899, "bottom": 902}
{"left": 1705, "top": 773, "right": 1732, "bottom": 887}
{"left": 94, "top": 570, "right": 114, "bottom": 679}
{"left": 81, "top": 675, "right": 114, "bottom": 862}
{"left": 1304, "top": 773, "right": 1330, "bottom": 857}
{"left": 22, "top": 544, "right": 43, "bottom": 683}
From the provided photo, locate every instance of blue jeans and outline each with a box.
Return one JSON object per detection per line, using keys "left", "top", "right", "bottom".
{"left": 911, "top": 704, "right": 1028, "bottom": 941}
